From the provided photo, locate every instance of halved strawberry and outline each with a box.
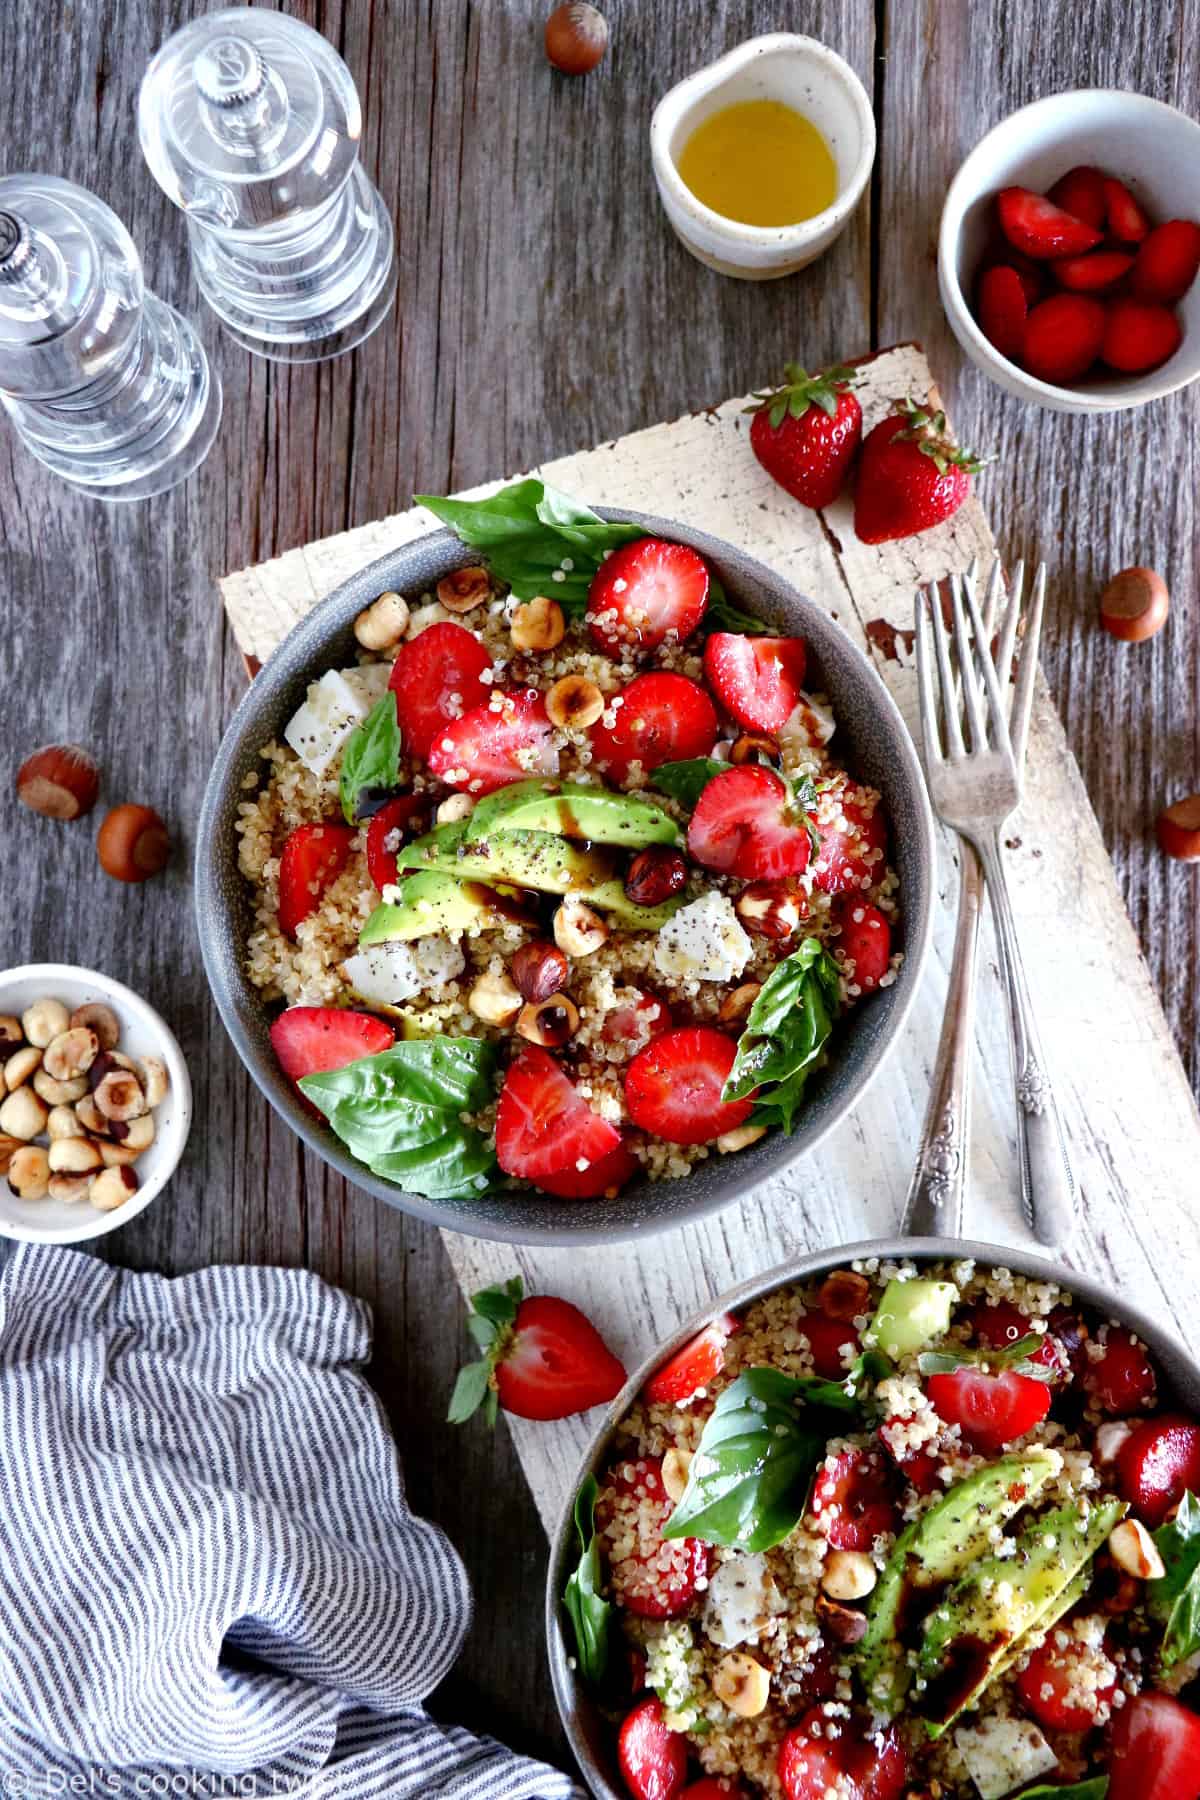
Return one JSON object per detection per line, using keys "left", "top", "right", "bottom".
{"left": 1051, "top": 248, "right": 1135, "bottom": 291}
{"left": 810, "top": 1448, "right": 898, "bottom": 1550}
{"left": 586, "top": 537, "right": 710, "bottom": 655}
{"left": 277, "top": 821, "right": 356, "bottom": 937}
{"left": 492, "top": 1293, "right": 627, "bottom": 1419}
{"left": 365, "top": 795, "right": 430, "bottom": 890}
{"left": 495, "top": 1046, "right": 626, "bottom": 1185}
{"left": 926, "top": 1367, "right": 1051, "bottom": 1453}
{"left": 687, "top": 765, "right": 812, "bottom": 880}
{"left": 598, "top": 1459, "right": 710, "bottom": 1620}
{"left": 778, "top": 1710, "right": 907, "bottom": 1800}
{"left": 427, "top": 688, "right": 558, "bottom": 794}
{"left": 1022, "top": 293, "right": 1106, "bottom": 385}
{"left": 618, "top": 1696, "right": 690, "bottom": 1800}
{"left": 270, "top": 1005, "right": 395, "bottom": 1083}
{"left": 601, "top": 989, "right": 672, "bottom": 1051}
{"left": 1109, "top": 1693, "right": 1200, "bottom": 1800}
{"left": 811, "top": 778, "right": 887, "bottom": 895}
{"left": 589, "top": 672, "right": 717, "bottom": 783}
{"left": 997, "top": 186, "right": 1104, "bottom": 259}
{"left": 624, "top": 1027, "right": 753, "bottom": 1146}
{"left": 703, "top": 633, "right": 808, "bottom": 734}
{"left": 878, "top": 1415, "right": 942, "bottom": 1495}
{"left": 1047, "top": 164, "right": 1109, "bottom": 230}
{"left": 644, "top": 1313, "right": 740, "bottom": 1405}
{"left": 387, "top": 620, "right": 493, "bottom": 761}
{"left": 681, "top": 1783, "right": 745, "bottom": 1800}
{"left": 1101, "top": 298, "right": 1183, "bottom": 373}
{"left": 1133, "top": 220, "right": 1200, "bottom": 303}
{"left": 834, "top": 898, "right": 892, "bottom": 991}
{"left": 1116, "top": 1413, "right": 1200, "bottom": 1527}
{"left": 1016, "top": 1630, "right": 1117, "bottom": 1731}
{"left": 534, "top": 1138, "right": 638, "bottom": 1200}
{"left": 799, "top": 1309, "right": 861, "bottom": 1381}
{"left": 1104, "top": 176, "right": 1152, "bottom": 244}
{"left": 977, "top": 264, "right": 1028, "bottom": 359}
{"left": 1081, "top": 1325, "right": 1157, "bottom": 1413}
{"left": 969, "top": 1299, "right": 1066, "bottom": 1378}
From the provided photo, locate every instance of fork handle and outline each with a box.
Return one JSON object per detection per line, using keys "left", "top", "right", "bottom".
{"left": 975, "top": 829, "right": 1077, "bottom": 1249}
{"left": 902, "top": 843, "right": 984, "bottom": 1238}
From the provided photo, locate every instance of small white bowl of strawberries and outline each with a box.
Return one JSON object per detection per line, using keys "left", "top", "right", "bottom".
{"left": 939, "top": 90, "right": 1200, "bottom": 412}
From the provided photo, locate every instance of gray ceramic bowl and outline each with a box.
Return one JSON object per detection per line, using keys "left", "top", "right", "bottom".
{"left": 196, "top": 511, "right": 935, "bottom": 1245}
{"left": 545, "top": 1234, "right": 1200, "bottom": 1800}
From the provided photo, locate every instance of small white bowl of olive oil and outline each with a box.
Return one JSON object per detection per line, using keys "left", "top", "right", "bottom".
{"left": 651, "top": 33, "right": 876, "bottom": 281}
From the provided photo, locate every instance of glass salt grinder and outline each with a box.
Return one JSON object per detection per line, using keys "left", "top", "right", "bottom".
{"left": 138, "top": 9, "right": 397, "bottom": 363}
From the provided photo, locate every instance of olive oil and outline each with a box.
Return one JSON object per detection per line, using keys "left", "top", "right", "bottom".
{"left": 676, "top": 100, "right": 838, "bottom": 228}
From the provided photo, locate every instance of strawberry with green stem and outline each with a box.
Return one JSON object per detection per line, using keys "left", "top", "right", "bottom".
{"left": 853, "top": 400, "right": 989, "bottom": 546}
{"left": 448, "top": 1276, "right": 626, "bottom": 1425}
{"left": 746, "top": 363, "right": 862, "bottom": 510}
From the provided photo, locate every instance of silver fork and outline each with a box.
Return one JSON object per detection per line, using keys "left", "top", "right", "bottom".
{"left": 906, "top": 561, "right": 1076, "bottom": 1249}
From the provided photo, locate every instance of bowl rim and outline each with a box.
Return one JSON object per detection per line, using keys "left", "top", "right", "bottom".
{"left": 544, "top": 1231, "right": 1200, "bottom": 1800}
{"left": 196, "top": 512, "right": 936, "bottom": 1246}
{"left": 0, "top": 961, "right": 192, "bottom": 1246}
{"left": 938, "top": 88, "right": 1200, "bottom": 411}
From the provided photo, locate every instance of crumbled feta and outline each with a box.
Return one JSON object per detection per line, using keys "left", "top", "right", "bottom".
{"left": 702, "top": 1551, "right": 784, "bottom": 1649}
{"left": 340, "top": 662, "right": 392, "bottom": 710}
{"left": 780, "top": 690, "right": 836, "bottom": 752}
{"left": 342, "top": 936, "right": 465, "bottom": 1008}
{"left": 955, "top": 1717, "right": 1058, "bottom": 1800}
{"left": 284, "top": 669, "right": 375, "bottom": 776}
{"left": 654, "top": 891, "right": 752, "bottom": 983}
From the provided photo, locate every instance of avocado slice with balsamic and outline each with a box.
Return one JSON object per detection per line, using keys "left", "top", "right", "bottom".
{"left": 465, "top": 778, "right": 682, "bottom": 848}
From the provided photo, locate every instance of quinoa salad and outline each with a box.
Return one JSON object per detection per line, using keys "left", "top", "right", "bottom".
{"left": 564, "top": 1257, "right": 1200, "bottom": 1800}
{"left": 234, "top": 481, "right": 902, "bottom": 1206}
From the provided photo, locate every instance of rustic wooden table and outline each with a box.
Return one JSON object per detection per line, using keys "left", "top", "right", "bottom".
{"left": 4, "top": 0, "right": 1198, "bottom": 1772}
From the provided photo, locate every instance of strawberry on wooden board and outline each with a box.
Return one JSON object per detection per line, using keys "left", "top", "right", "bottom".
{"left": 745, "top": 362, "right": 862, "bottom": 509}
{"left": 1047, "top": 163, "right": 1109, "bottom": 230}
{"left": 996, "top": 185, "right": 1104, "bottom": 259}
{"left": 277, "top": 820, "right": 356, "bottom": 937}
{"left": 269, "top": 1005, "right": 396, "bottom": 1084}
{"left": 586, "top": 536, "right": 710, "bottom": 655}
{"left": 852, "top": 402, "right": 986, "bottom": 546}
{"left": 1132, "top": 219, "right": 1200, "bottom": 303}
{"left": 1101, "top": 298, "right": 1183, "bottom": 373}
{"left": 1022, "top": 293, "right": 1106, "bottom": 385}
{"left": 976, "top": 264, "right": 1028, "bottom": 358}
{"left": 447, "top": 1274, "right": 626, "bottom": 1425}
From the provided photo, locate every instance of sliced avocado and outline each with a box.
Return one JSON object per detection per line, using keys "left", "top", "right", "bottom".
{"left": 915, "top": 1497, "right": 1126, "bottom": 1734}
{"left": 359, "top": 871, "right": 500, "bottom": 944}
{"left": 991, "top": 1566, "right": 1088, "bottom": 1687}
{"left": 585, "top": 878, "right": 684, "bottom": 929}
{"left": 465, "top": 779, "right": 682, "bottom": 848}
{"left": 395, "top": 824, "right": 620, "bottom": 894}
{"left": 871, "top": 1277, "right": 959, "bottom": 1359}
{"left": 859, "top": 1451, "right": 1062, "bottom": 1715}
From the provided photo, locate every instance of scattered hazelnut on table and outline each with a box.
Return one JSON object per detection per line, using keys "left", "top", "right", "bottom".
{"left": 97, "top": 803, "right": 170, "bottom": 882}
{"left": 1099, "top": 566, "right": 1169, "bottom": 642}
{"left": 1156, "top": 794, "right": 1200, "bottom": 861}
{"left": 16, "top": 744, "right": 100, "bottom": 820}
{"left": 545, "top": 2, "right": 608, "bottom": 75}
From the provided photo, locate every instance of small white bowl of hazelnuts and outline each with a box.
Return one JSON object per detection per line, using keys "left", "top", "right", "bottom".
{"left": 0, "top": 965, "right": 191, "bottom": 1245}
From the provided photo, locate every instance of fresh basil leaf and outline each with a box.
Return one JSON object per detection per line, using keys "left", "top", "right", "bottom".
{"left": 562, "top": 1474, "right": 613, "bottom": 1686}
{"left": 300, "top": 1036, "right": 499, "bottom": 1201}
{"left": 447, "top": 1358, "right": 492, "bottom": 1424}
{"left": 338, "top": 691, "right": 402, "bottom": 825}
{"left": 652, "top": 758, "right": 728, "bottom": 811}
{"left": 1013, "top": 1782, "right": 1107, "bottom": 1800}
{"left": 663, "top": 1366, "right": 862, "bottom": 1551}
{"left": 724, "top": 938, "right": 842, "bottom": 1131}
{"left": 706, "top": 573, "right": 769, "bottom": 635}
{"left": 415, "top": 478, "right": 644, "bottom": 610}
{"left": 1151, "top": 1489, "right": 1200, "bottom": 1673}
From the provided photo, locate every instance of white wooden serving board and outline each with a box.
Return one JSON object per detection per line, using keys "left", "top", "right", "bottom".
{"left": 221, "top": 344, "right": 1200, "bottom": 1535}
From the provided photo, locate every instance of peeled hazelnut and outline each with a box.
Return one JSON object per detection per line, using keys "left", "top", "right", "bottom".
{"left": 516, "top": 994, "right": 579, "bottom": 1047}
{"left": 661, "top": 1447, "right": 692, "bottom": 1503}
{"left": 511, "top": 596, "right": 565, "bottom": 652}
{"left": 730, "top": 733, "right": 780, "bottom": 766}
{"left": 4, "top": 1046, "right": 42, "bottom": 1090}
{"left": 109, "top": 1112, "right": 155, "bottom": 1155}
{"left": 75, "top": 1094, "right": 112, "bottom": 1138}
{"left": 0, "top": 1086, "right": 48, "bottom": 1141}
{"left": 468, "top": 970, "right": 523, "bottom": 1028}
{"left": 736, "top": 881, "right": 804, "bottom": 939}
{"left": 0, "top": 1133, "right": 24, "bottom": 1173}
{"left": 0, "top": 1017, "right": 22, "bottom": 1049}
{"left": 815, "top": 1590, "right": 870, "bottom": 1645}
{"left": 437, "top": 565, "right": 492, "bottom": 613}
{"left": 545, "top": 2, "right": 608, "bottom": 75}
{"left": 711, "top": 1651, "right": 770, "bottom": 1718}
{"left": 43, "top": 1028, "right": 99, "bottom": 1083}
{"left": 48, "top": 1136, "right": 104, "bottom": 1176}
{"left": 821, "top": 1549, "right": 877, "bottom": 1601}
{"left": 69, "top": 1002, "right": 120, "bottom": 1050}
{"left": 46, "top": 1106, "right": 85, "bottom": 1142}
{"left": 719, "top": 982, "right": 761, "bottom": 1025}
{"left": 625, "top": 846, "right": 688, "bottom": 908}
{"left": 8, "top": 1145, "right": 50, "bottom": 1200}
{"left": 89, "top": 1164, "right": 139, "bottom": 1212}
{"left": 1100, "top": 566, "right": 1169, "bottom": 642}
{"left": 545, "top": 675, "right": 605, "bottom": 731}
{"left": 553, "top": 896, "right": 610, "bottom": 958}
{"left": 511, "top": 940, "right": 569, "bottom": 1001}
{"left": 1109, "top": 1518, "right": 1166, "bottom": 1581}
{"left": 1157, "top": 795, "right": 1200, "bottom": 861}
{"left": 354, "top": 589, "right": 410, "bottom": 651}
{"left": 16, "top": 744, "right": 100, "bottom": 820}
{"left": 22, "top": 998, "right": 70, "bottom": 1047}
{"left": 48, "top": 1172, "right": 94, "bottom": 1204}
{"left": 818, "top": 1269, "right": 872, "bottom": 1323}
{"left": 716, "top": 1122, "right": 768, "bottom": 1154}
{"left": 138, "top": 1057, "right": 169, "bottom": 1108}
{"left": 88, "top": 1050, "right": 137, "bottom": 1089}
{"left": 436, "top": 793, "right": 475, "bottom": 825}
{"left": 99, "top": 1138, "right": 142, "bottom": 1168}
{"left": 97, "top": 804, "right": 170, "bottom": 883}
{"left": 33, "top": 1069, "right": 88, "bottom": 1106}
{"left": 94, "top": 1069, "right": 147, "bottom": 1124}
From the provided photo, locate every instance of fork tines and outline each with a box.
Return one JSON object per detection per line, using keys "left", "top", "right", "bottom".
{"left": 914, "top": 559, "right": 1046, "bottom": 777}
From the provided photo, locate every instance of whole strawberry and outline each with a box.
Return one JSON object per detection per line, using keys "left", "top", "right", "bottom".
{"left": 747, "top": 362, "right": 862, "bottom": 509}
{"left": 854, "top": 401, "right": 987, "bottom": 545}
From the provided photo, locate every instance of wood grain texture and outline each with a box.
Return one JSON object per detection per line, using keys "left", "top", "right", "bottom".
{"left": 2, "top": 0, "right": 1197, "bottom": 1774}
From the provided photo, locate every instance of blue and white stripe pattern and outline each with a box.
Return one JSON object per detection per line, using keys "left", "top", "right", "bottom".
{"left": 0, "top": 1244, "right": 584, "bottom": 1799}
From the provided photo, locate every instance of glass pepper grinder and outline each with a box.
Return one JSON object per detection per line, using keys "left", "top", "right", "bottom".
{"left": 0, "top": 174, "right": 220, "bottom": 501}
{"left": 138, "top": 9, "right": 397, "bottom": 363}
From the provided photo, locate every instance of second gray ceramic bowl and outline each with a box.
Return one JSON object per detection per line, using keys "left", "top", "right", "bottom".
{"left": 196, "top": 511, "right": 935, "bottom": 1245}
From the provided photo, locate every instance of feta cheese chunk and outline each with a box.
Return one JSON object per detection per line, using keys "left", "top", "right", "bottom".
{"left": 284, "top": 669, "right": 376, "bottom": 776}
{"left": 342, "top": 936, "right": 465, "bottom": 1009}
{"left": 955, "top": 1717, "right": 1058, "bottom": 1800}
{"left": 780, "top": 690, "right": 836, "bottom": 753}
{"left": 654, "top": 891, "right": 752, "bottom": 984}
{"left": 340, "top": 662, "right": 392, "bottom": 711}
{"left": 703, "top": 1552, "right": 784, "bottom": 1649}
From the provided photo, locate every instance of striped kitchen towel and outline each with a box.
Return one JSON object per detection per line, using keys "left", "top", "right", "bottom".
{"left": 0, "top": 1242, "right": 585, "bottom": 1799}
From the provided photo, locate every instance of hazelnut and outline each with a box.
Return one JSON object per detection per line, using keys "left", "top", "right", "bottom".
{"left": 437, "top": 566, "right": 492, "bottom": 613}
{"left": 553, "top": 896, "right": 610, "bottom": 958}
{"left": 511, "top": 940, "right": 569, "bottom": 1001}
{"left": 1157, "top": 795, "right": 1200, "bottom": 862}
{"left": 99, "top": 1137, "right": 142, "bottom": 1168}
{"left": 0, "top": 1016, "right": 22, "bottom": 1049}
{"left": 75, "top": 1095, "right": 112, "bottom": 1138}
{"left": 15, "top": 744, "right": 100, "bottom": 820}
{"left": 8, "top": 1145, "right": 50, "bottom": 1200}
{"left": 818, "top": 1269, "right": 872, "bottom": 1323}
{"left": 22, "top": 998, "right": 70, "bottom": 1047}
{"left": 716, "top": 1122, "right": 768, "bottom": 1154}
{"left": 4, "top": 1046, "right": 42, "bottom": 1090}
{"left": 821, "top": 1549, "right": 877, "bottom": 1601}
{"left": 94, "top": 1069, "right": 147, "bottom": 1124}
{"left": 48, "top": 1136, "right": 104, "bottom": 1176}
{"left": 1100, "top": 567, "right": 1168, "bottom": 642}
{"left": 625, "top": 846, "right": 688, "bottom": 908}
{"left": 89, "top": 1164, "right": 139, "bottom": 1212}
{"left": 545, "top": 2, "right": 608, "bottom": 75}
{"left": 468, "top": 970, "right": 523, "bottom": 1028}
{"left": 353, "top": 590, "right": 410, "bottom": 651}
{"left": 510, "top": 596, "right": 565, "bottom": 652}
{"left": 661, "top": 1447, "right": 692, "bottom": 1503}
{"left": 69, "top": 1002, "right": 120, "bottom": 1050}
{"left": 97, "top": 804, "right": 170, "bottom": 883}
{"left": 711, "top": 1652, "right": 770, "bottom": 1718}
{"left": 815, "top": 1590, "right": 870, "bottom": 1646}
{"left": 138, "top": 1057, "right": 169, "bottom": 1108}
{"left": 46, "top": 1106, "right": 85, "bottom": 1142}
{"left": 736, "top": 881, "right": 804, "bottom": 940}
{"left": 0, "top": 1086, "right": 48, "bottom": 1141}
{"left": 0, "top": 1132, "right": 24, "bottom": 1173}
{"left": 436, "top": 793, "right": 475, "bottom": 825}
{"left": 88, "top": 1050, "right": 137, "bottom": 1089}
{"left": 719, "top": 982, "right": 761, "bottom": 1025}
{"left": 516, "top": 994, "right": 579, "bottom": 1047}
{"left": 109, "top": 1112, "right": 155, "bottom": 1155}
{"left": 48, "top": 1172, "right": 94, "bottom": 1204}
{"left": 730, "top": 733, "right": 780, "bottom": 766}
{"left": 545, "top": 676, "right": 605, "bottom": 731}
{"left": 33, "top": 1069, "right": 89, "bottom": 1106}
{"left": 1108, "top": 1518, "right": 1166, "bottom": 1581}
{"left": 43, "top": 1028, "right": 99, "bottom": 1083}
